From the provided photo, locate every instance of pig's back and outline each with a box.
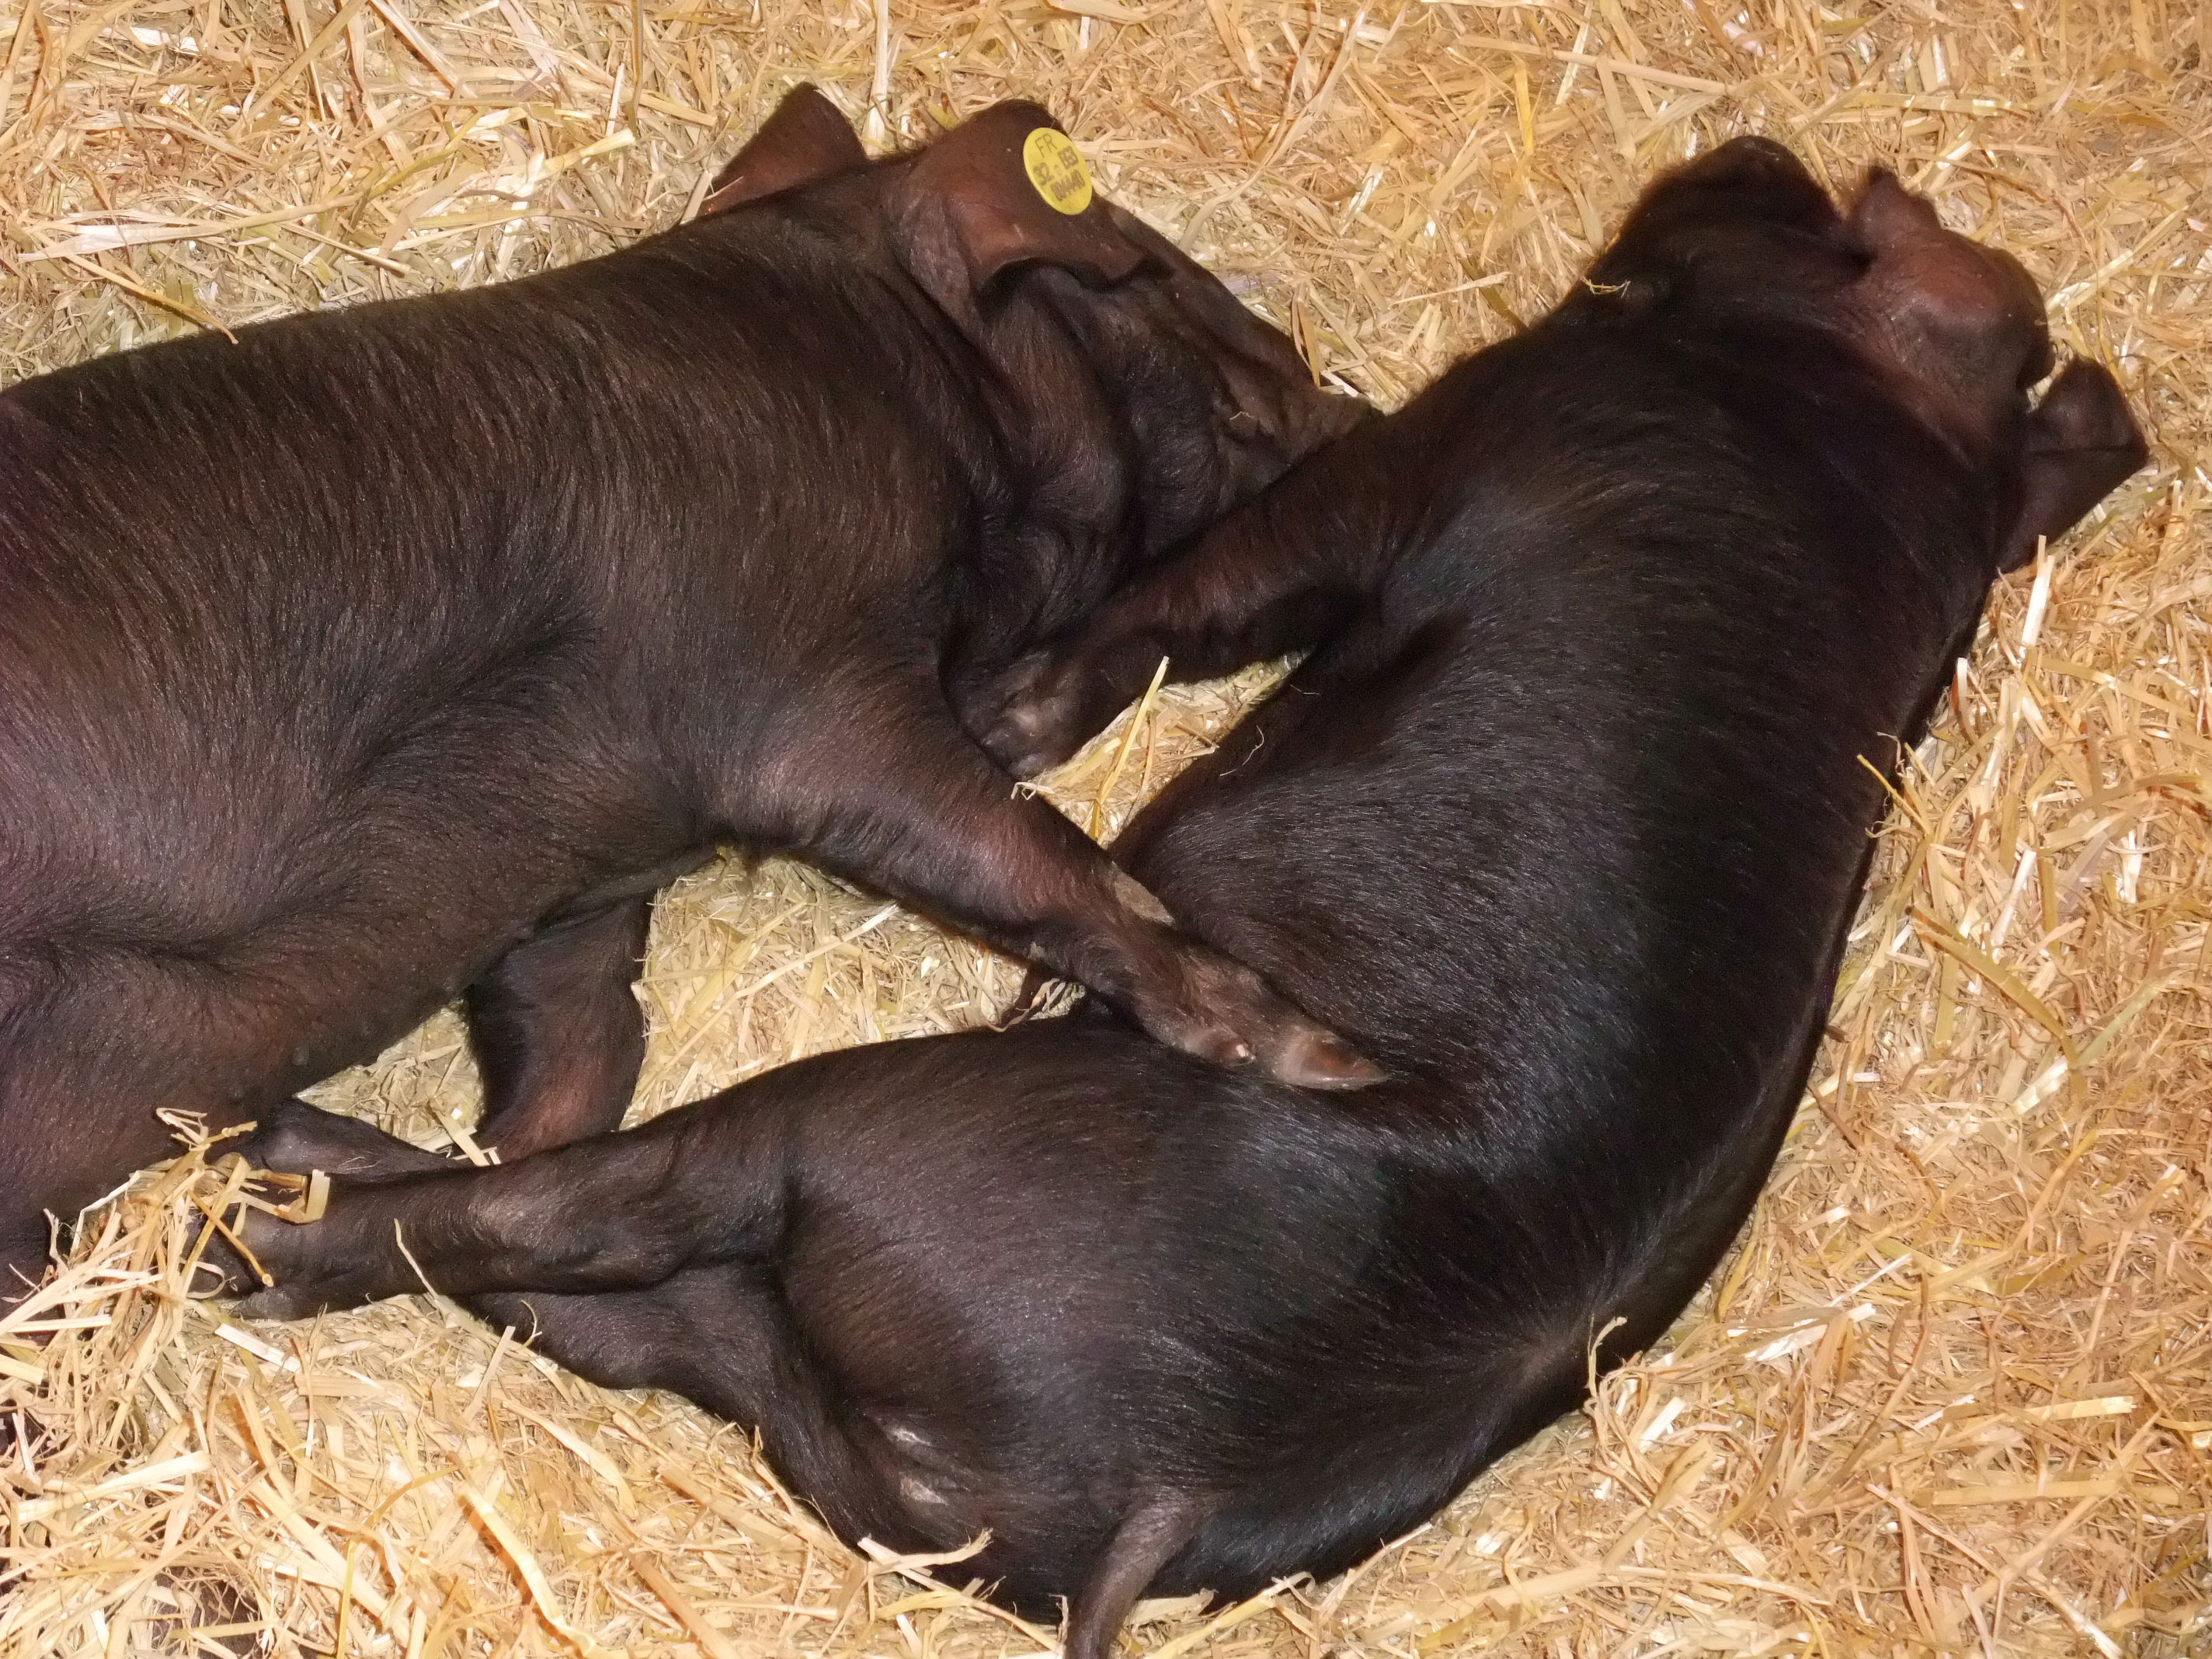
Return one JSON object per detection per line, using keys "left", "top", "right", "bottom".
{"left": 1134, "top": 330, "right": 1959, "bottom": 1118}
{"left": 0, "top": 270, "right": 724, "bottom": 986}
{"left": 0, "top": 210, "right": 935, "bottom": 711}
{"left": 0, "top": 226, "right": 925, "bottom": 951}
{"left": 1104, "top": 328, "right": 1984, "bottom": 1537}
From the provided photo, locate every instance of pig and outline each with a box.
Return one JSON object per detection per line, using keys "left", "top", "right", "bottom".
{"left": 206, "top": 138, "right": 2146, "bottom": 1659}
{"left": 0, "top": 88, "right": 1379, "bottom": 1303}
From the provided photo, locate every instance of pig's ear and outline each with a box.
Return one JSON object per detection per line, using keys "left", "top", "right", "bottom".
{"left": 1850, "top": 172, "right": 1992, "bottom": 323}
{"left": 893, "top": 103, "right": 1144, "bottom": 317}
{"left": 1848, "top": 170, "right": 2049, "bottom": 393}
{"left": 701, "top": 85, "right": 866, "bottom": 215}
{"left": 1998, "top": 359, "right": 2148, "bottom": 572}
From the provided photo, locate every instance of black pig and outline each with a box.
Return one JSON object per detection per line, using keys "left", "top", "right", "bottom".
{"left": 210, "top": 139, "right": 2146, "bottom": 1657}
{"left": 0, "top": 89, "right": 1377, "bottom": 1299}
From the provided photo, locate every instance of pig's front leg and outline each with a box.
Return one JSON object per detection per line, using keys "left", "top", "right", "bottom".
{"left": 757, "top": 698, "right": 1381, "bottom": 1090}
{"left": 966, "top": 426, "right": 1401, "bottom": 777}
{"left": 971, "top": 567, "right": 1356, "bottom": 779}
{"left": 464, "top": 896, "right": 653, "bottom": 1159}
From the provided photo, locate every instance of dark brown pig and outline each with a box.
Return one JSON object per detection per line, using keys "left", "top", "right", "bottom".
{"left": 0, "top": 88, "right": 1376, "bottom": 1301}
{"left": 207, "top": 139, "right": 2146, "bottom": 1658}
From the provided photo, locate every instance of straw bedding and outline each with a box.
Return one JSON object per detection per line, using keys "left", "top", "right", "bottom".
{"left": 2, "top": 0, "right": 2207, "bottom": 1654}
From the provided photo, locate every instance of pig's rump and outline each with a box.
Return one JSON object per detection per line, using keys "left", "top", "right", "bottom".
{"left": 355, "top": 1017, "right": 1684, "bottom": 1611}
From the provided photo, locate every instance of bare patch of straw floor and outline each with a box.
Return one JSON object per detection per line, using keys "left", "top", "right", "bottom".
{"left": 2, "top": 1, "right": 2207, "bottom": 1654}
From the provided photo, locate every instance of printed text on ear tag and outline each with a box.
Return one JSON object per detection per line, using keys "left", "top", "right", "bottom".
{"left": 1023, "top": 128, "right": 1094, "bottom": 216}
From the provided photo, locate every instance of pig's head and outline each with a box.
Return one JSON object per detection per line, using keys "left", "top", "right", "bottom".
{"left": 699, "top": 87, "right": 1367, "bottom": 663}
{"left": 1572, "top": 136, "right": 2146, "bottom": 572}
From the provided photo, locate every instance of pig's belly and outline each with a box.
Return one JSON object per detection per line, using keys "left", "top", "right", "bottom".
{"left": 276, "top": 839, "right": 715, "bottom": 1096}
{"left": 32, "top": 832, "right": 700, "bottom": 1118}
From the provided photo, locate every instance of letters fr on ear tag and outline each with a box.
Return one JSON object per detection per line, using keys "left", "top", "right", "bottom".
{"left": 1023, "top": 128, "right": 1094, "bottom": 216}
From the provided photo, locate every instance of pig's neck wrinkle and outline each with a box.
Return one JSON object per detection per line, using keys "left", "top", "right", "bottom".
{"left": 1584, "top": 287, "right": 1991, "bottom": 470}
{"left": 831, "top": 261, "right": 1072, "bottom": 541}
{"left": 666, "top": 226, "right": 1009, "bottom": 485}
{"left": 1527, "top": 315, "right": 1998, "bottom": 623}
{"left": 644, "top": 225, "right": 1132, "bottom": 664}
{"left": 1649, "top": 313, "right": 1984, "bottom": 503}
{"left": 946, "top": 388, "right": 1136, "bottom": 663}
{"left": 1726, "top": 342, "right": 1998, "bottom": 629}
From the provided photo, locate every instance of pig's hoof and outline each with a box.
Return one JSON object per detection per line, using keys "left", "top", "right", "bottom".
{"left": 1160, "top": 955, "right": 1386, "bottom": 1090}
{"left": 228, "top": 1278, "right": 361, "bottom": 1323}
{"left": 969, "top": 651, "right": 1101, "bottom": 778}
{"left": 234, "top": 1100, "right": 454, "bottom": 1184}
{"left": 1172, "top": 1021, "right": 1257, "bottom": 1069}
{"left": 1267, "top": 1024, "right": 1389, "bottom": 1090}
{"left": 191, "top": 1201, "right": 287, "bottom": 1299}
{"left": 197, "top": 1199, "right": 378, "bottom": 1320}
{"left": 194, "top": 1105, "right": 439, "bottom": 1309}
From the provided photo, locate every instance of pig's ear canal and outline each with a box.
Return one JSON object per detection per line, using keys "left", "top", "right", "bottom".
{"left": 701, "top": 85, "right": 866, "bottom": 214}
{"left": 893, "top": 102, "right": 1145, "bottom": 318}
{"left": 1998, "top": 360, "right": 2148, "bottom": 572}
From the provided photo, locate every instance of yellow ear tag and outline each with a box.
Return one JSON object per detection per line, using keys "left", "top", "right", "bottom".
{"left": 1023, "top": 127, "right": 1094, "bottom": 217}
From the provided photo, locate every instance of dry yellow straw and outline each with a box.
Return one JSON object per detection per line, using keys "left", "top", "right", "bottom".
{"left": 2, "top": 1, "right": 2207, "bottom": 1654}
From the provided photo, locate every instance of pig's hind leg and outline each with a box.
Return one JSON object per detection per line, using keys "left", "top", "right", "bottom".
{"left": 218, "top": 1104, "right": 948, "bottom": 1552}
{"left": 464, "top": 896, "right": 653, "bottom": 1159}
{"left": 216, "top": 1101, "right": 934, "bottom": 1553}
{"left": 219, "top": 1105, "right": 1215, "bottom": 1655}
{"left": 754, "top": 690, "right": 1380, "bottom": 1090}
{"left": 212, "top": 1090, "right": 783, "bottom": 1318}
